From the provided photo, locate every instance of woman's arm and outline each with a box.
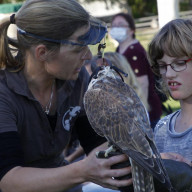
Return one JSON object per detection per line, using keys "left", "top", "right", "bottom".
{"left": 0, "top": 143, "right": 132, "bottom": 192}
{"left": 65, "top": 145, "right": 85, "bottom": 163}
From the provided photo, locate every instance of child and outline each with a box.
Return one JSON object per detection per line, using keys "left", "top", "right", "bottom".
{"left": 148, "top": 18, "right": 192, "bottom": 191}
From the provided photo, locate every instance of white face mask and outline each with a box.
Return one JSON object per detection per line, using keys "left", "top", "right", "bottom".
{"left": 109, "top": 27, "right": 128, "bottom": 43}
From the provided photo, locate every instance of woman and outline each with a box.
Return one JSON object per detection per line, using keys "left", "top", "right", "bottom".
{"left": 110, "top": 13, "right": 162, "bottom": 128}
{"left": 0, "top": 1, "right": 132, "bottom": 192}
{"left": 148, "top": 18, "right": 192, "bottom": 191}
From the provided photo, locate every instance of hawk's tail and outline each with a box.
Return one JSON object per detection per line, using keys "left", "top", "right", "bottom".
{"left": 149, "top": 140, "right": 177, "bottom": 192}
{"left": 130, "top": 158, "right": 155, "bottom": 192}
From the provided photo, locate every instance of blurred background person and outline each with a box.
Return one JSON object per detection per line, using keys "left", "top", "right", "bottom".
{"left": 109, "top": 13, "right": 162, "bottom": 129}
{"left": 88, "top": 52, "right": 150, "bottom": 111}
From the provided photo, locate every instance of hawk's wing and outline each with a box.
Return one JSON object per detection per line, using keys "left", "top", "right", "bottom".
{"left": 83, "top": 68, "right": 175, "bottom": 192}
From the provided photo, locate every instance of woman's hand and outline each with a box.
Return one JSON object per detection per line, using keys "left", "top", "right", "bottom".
{"left": 160, "top": 152, "right": 192, "bottom": 166}
{"left": 81, "top": 144, "right": 132, "bottom": 190}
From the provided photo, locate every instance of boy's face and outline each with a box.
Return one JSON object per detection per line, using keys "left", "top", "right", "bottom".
{"left": 159, "top": 54, "right": 192, "bottom": 101}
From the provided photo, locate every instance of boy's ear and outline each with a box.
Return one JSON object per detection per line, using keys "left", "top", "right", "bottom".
{"left": 35, "top": 44, "right": 47, "bottom": 61}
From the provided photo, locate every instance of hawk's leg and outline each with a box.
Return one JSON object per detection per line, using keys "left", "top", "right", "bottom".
{"left": 96, "top": 144, "right": 134, "bottom": 192}
{"left": 104, "top": 145, "right": 117, "bottom": 157}
{"left": 96, "top": 144, "right": 118, "bottom": 158}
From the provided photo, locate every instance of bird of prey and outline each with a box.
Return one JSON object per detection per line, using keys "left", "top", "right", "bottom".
{"left": 83, "top": 66, "right": 176, "bottom": 192}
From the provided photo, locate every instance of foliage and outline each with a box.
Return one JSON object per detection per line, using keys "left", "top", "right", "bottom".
{"left": 114, "top": 0, "right": 158, "bottom": 18}
{"left": 0, "top": 0, "right": 23, "bottom": 3}
{"left": 180, "top": 1, "right": 192, "bottom": 11}
{"left": 79, "top": 0, "right": 158, "bottom": 18}
{"left": 130, "top": 0, "right": 158, "bottom": 17}
{"left": 2, "top": 0, "right": 191, "bottom": 19}
{"left": 80, "top": 0, "right": 192, "bottom": 18}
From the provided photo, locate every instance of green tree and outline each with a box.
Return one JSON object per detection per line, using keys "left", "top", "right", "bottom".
{"left": 79, "top": 0, "right": 157, "bottom": 18}
{"left": 0, "top": 0, "right": 23, "bottom": 3}
{"left": 1, "top": 0, "right": 157, "bottom": 18}
{"left": 128, "top": 0, "right": 157, "bottom": 17}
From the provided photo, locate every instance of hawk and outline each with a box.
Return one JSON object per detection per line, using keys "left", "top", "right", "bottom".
{"left": 83, "top": 66, "right": 176, "bottom": 192}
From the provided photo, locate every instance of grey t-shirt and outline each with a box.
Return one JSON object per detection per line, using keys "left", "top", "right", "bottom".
{"left": 0, "top": 67, "right": 106, "bottom": 169}
{"left": 154, "top": 110, "right": 192, "bottom": 161}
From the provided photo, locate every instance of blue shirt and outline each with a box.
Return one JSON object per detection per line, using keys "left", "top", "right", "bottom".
{"left": 154, "top": 110, "right": 192, "bottom": 161}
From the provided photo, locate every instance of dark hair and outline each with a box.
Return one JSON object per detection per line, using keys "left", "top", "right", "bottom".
{"left": 0, "top": 0, "right": 90, "bottom": 70}
{"left": 112, "top": 13, "right": 135, "bottom": 38}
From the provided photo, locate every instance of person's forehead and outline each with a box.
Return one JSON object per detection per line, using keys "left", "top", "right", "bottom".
{"left": 113, "top": 16, "right": 128, "bottom": 24}
{"left": 69, "top": 25, "right": 90, "bottom": 41}
{"left": 157, "top": 54, "right": 186, "bottom": 62}
{"left": 66, "top": 22, "right": 107, "bottom": 46}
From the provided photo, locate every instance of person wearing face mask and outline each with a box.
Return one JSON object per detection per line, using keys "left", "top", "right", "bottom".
{"left": 110, "top": 13, "right": 162, "bottom": 129}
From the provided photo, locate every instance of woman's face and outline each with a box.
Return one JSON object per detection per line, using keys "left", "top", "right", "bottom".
{"left": 112, "top": 16, "right": 129, "bottom": 28}
{"left": 157, "top": 54, "right": 192, "bottom": 102}
{"left": 110, "top": 16, "right": 134, "bottom": 42}
{"left": 44, "top": 25, "right": 92, "bottom": 80}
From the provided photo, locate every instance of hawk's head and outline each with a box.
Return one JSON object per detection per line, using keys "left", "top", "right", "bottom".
{"left": 88, "top": 66, "right": 125, "bottom": 91}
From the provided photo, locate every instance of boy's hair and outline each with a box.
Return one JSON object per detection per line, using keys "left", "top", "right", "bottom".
{"left": 148, "top": 18, "right": 192, "bottom": 96}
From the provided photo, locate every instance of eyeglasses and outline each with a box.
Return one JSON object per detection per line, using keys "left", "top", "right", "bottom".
{"left": 17, "top": 23, "right": 107, "bottom": 46}
{"left": 157, "top": 58, "right": 192, "bottom": 74}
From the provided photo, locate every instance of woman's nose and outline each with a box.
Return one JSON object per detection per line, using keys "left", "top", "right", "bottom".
{"left": 81, "top": 47, "right": 92, "bottom": 60}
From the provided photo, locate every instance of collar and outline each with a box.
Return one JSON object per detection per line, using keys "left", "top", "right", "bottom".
{"left": 2, "top": 68, "right": 76, "bottom": 100}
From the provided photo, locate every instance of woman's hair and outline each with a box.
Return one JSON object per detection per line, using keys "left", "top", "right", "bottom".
{"left": 148, "top": 18, "right": 192, "bottom": 96}
{"left": 111, "top": 13, "right": 136, "bottom": 38}
{"left": 89, "top": 52, "right": 149, "bottom": 110}
{"left": 0, "top": 0, "right": 90, "bottom": 70}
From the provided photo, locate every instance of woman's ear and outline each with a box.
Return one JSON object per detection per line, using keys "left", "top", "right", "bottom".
{"left": 35, "top": 44, "right": 47, "bottom": 62}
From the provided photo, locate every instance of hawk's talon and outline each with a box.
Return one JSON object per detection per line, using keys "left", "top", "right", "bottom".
{"left": 104, "top": 145, "right": 116, "bottom": 157}
{"left": 96, "top": 151, "right": 108, "bottom": 158}
{"left": 96, "top": 146, "right": 117, "bottom": 159}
